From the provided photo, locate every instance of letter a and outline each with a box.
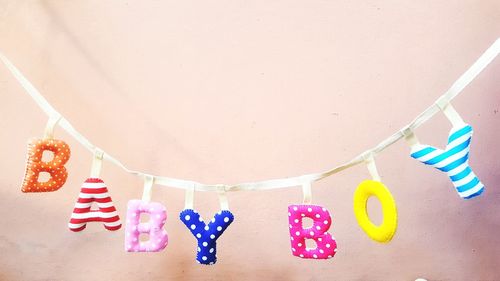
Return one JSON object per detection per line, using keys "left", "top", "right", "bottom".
{"left": 68, "top": 178, "right": 121, "bottom": 231}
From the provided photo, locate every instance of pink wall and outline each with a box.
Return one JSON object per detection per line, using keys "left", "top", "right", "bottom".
{"left": 0, "top": 1, "right": 499, "bottom": 280}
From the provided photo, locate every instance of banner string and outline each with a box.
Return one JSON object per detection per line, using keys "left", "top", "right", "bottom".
{"left": 0, "top": 38, "right": 498, "bottom": 193}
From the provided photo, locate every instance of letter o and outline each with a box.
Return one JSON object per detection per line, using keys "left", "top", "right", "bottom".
{"left": 353, "top": 180, "right": 397, "bottom": 243}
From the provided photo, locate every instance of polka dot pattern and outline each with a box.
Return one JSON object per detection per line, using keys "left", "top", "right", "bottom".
{"left": 125, "top": 200, "right": 168, "bottom": 252}
{"left": 179, "top": 209, "right": 234, "bottom": 265}
{"left": 21, "top": 138, "right": 70, "bottom": 192}
{"left": 288, "top": 204, "right": 337, "bottom": 259}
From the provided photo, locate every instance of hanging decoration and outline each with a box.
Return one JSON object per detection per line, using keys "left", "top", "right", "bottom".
{"left": 353, "top": 154, "right": 397, "bottom": 243}
{"left": 0, "top": 38, "right": 498, "bottom": 265}
{"left": 287, "top": 182, "right": 338, "bottom": 259}
{"left": 179, "top": 187, "right": 234, "bottom": 265}
{"left": 21, "top": 115, "right": 70, "bottom": 193}
{"left": 68, "top": 177, "right": 121, "bottom": 231}
{"left": 125, "top": 175, "right": 169, "bottom": 252}
{"left": 407, "top": 101, "right": 485, "bottom": 199}
{"left": 68, "top": 149, "right": 121, "bottom": 231}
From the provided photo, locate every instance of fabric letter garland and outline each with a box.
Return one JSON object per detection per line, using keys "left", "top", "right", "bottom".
{"left": 68, "top": 178, "right": 121, "bottom": 231}
{"left": 410, "top": 124, "right": 484, "bottom": 199}
{"left": 125, "top": 199, "right": 168, "bottom": 252}
{"left": 288, "top": 204, "right": 337, "bottom": 259}
{"left": 179, "top": 209, "right": 234, "bottom": 265}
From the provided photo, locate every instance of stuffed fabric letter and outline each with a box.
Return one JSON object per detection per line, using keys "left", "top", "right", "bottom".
{"left": 125, "top": 200, "right": 168, "bottom": 252}
{"left": 21, "top": 138, "right": 70, "bottom": 192}
{"left": 410, "top": 124, "right": 484, "bottom": 199}
{"left": 288, "top": 205, "right": 337, "bottom": 259}
{"left": 68, "top": 178, "right": 121, "bottom": 231}
{"left": 179, "top": 209, "right": 234, "bottom": 265}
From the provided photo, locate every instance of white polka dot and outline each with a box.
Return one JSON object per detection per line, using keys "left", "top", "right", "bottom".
{"left": 316, "top": 226, "right": 321, "bottom": 230}
{"left": 199, "top": 217, "right": 203, "bottom": 222}
{"left": 295, "top": 231, "right": 300, "bottom": 236}
{"left": 322, "top": 208, "right": 326, "bottom": 212}
{"left": 210, "top": 234, "right": 215, "bottom": 239}
{"left": 191, "top": 224, "right": 196, "bottom": 230}
{"left": 290, "top": 237, "right": 294, "bottom": 241}
{"left": 324, "top": 220, "right": 328, "bottom": 224}
{"left": 313, "top": 254, "right": 318, "bottom": 259}
{"left": 326, "top": 244, "right": 331, "bottom": 248}
{"left": 310, "top": 231, "right": 314, "bottom": 236}
{"left": 196, "top": 233, "right": 201, "bottom": 238}
{"left": 289, "top": 224, "right": 292, "bottom": 229}
{"left": 328, "top": 255, "right": 332, "bottom": 258}
{"left": 292, "top": 248, "right": 296, "bottom": 252}
{"left": 209, "top": 262, "right": 214, "bottom": 265}
{"left": 294, "top": 219, "right": 299, "bottom": 223}
{"left": 205, "top": 225, "right": 209, "bottom": 230}
{"left": 320, "top": 249, "right": 324, "bottom": 253}
{"left": 307, "top": 208, "right": 312, "bottom": 212}
{"left": 315, "top": 214, "right": 321, "bottom": 218}
{"left": 197, "top": 247, "right": 201, "bottom": 252}
{"left": 217, "top": 226, "right": 222, "bottom": 231}
{"left": 298, "top": 243, "right": 302, "bottom": 247}
{"left": 318, "top": 237, "right": 322, "bottom": 242}
{"left": 185, "top": 215, "right": 190, "bottom": 221}
{"left": 299, "top": 254, "right": 304, "bottom": 258}
{"left": 293, "top": 207, "right": 298, "bottom": 211}
{"left": 211, "top": 218, "right": 216, "bottom": 223}
{"left": 224, "top": 217, "right": 230, "bottom": 223}
{"left": 209, "top": 248, "right": 214, "bottom": 253}
{"left": 288, "top": 212, "right": 291, "bottom": 216}
{"left": 301, "top": 214, "right": 305, "bottom": 217}
{"left": 334, "top": 248, "right": 338, "bottom": 252}
{"left": 203, "top": 242, "right": 208, "bottom": 247}
{"left": 202, "top": 256, "right": 207, "bottom": 261}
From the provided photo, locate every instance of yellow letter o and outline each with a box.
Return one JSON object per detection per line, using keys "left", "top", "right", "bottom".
{"left": 353, "top": 180, "right": 397, "bottom": 243}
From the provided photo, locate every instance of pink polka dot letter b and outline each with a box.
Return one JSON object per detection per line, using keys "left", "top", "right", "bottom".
{"left": 125, "top": 199, "right": 169, "bottom": 252}
{"left": 288, "top": 204, "right": 337, "bottom": 259}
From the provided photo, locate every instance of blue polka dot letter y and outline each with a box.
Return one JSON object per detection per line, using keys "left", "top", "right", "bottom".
{"left": 180, "top": 209, "right": 234, "bottom": 265}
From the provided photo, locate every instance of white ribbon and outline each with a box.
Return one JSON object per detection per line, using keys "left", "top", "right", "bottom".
{"left": 0, "top": 38, "right": 498, "bottom": 193}
{"left": 142, "top": 174, "right": 155, "bottom": 202}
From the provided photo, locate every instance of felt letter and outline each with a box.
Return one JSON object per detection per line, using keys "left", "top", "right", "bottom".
{"left": 21, "top": 138, "right": 70, "bottom": 192}
{"left": 68, "top": 178, "right": 121, "bottom": 231}
{"left": 179, "top": 209, "right": 234, "bottom": 265}
{"left": 410, "top": 124, "right": 484, "bottom": 199}
{"left": 288, "top": 204, "right": 337, "bottom": 259}
{"left": 125, "top": 200, "right": 168, "bottom": 252}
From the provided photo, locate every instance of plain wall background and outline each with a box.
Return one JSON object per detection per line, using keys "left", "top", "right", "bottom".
{"left": 0, "top": 1, "right": 499, "bottom": 280}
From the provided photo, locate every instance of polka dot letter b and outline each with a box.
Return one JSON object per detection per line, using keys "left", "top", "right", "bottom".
{"left": 288, "top": 204, "right": 338, "bottom": 259}
{"left": 21, "top": 138, "right": 70, "bottom": 192}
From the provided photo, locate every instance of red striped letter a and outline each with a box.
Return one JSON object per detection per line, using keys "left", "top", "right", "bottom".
{"left": 68, "top": 178, "right": 121, "bottom": 232}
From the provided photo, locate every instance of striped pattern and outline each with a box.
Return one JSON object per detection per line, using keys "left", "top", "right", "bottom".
{"left": 410, "top": 124, "right": 484, "bottom": 199}
{"left": 68, "top": 178, "right": 121, "bottom": 231}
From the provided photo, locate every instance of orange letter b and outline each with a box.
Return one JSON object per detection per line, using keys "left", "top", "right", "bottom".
{"left": 21, "top": 138, "right": 71, "bottom": 192}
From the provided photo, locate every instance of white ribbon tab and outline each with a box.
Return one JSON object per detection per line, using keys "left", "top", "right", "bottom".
{"left": 44, "top": 114, "right": 62, "bottom": 139}
{"left": 142, "top": 174, "right": 155, "bottom": 202}
{"left": 216, "top": 185, "right": 230, "bottom": 210}
{"left": 363, "top": 152, "right": 381, "bottom": 182}
{"left": 302, "top": 182, "right": 312, "bottom": 204}
{"left": 90, "top": 148, "right": 104, "bottom": 178}
{"left": 435, "top": 98, "right": 465, "bottom": 127}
